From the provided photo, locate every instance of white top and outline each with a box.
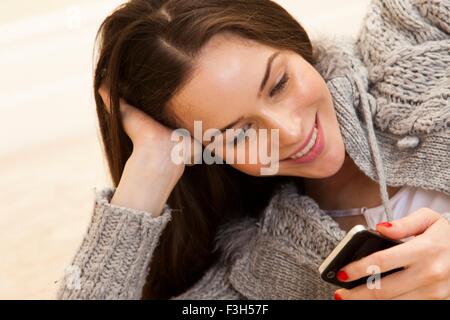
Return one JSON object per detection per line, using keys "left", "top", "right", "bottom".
{"left": 323, "top": 186, "right": 450, "bottom": 230}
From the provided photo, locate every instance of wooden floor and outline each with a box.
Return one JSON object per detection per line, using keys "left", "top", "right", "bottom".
{"left": 0, "top": 0, "right": 371, "bottom": 299}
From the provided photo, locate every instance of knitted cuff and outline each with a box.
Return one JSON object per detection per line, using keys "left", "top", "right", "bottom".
{"left": 56, "top": 187, "right": 172, "bottom": 300}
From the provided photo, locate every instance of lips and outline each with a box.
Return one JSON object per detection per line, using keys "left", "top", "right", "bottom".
{"left": 283, "top": 113, "right": 318, "bottom": 160}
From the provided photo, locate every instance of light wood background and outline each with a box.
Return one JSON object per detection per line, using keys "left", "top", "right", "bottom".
{"left": 0, "top": 0, "right": 371, "bottom": 299}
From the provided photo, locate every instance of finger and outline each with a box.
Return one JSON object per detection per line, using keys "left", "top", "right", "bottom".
{"left": 392, "top": 283, "right": 450, "bottom": 300}
{"left": 338, "top": 238, "right": 422, "bottom": 282}
{"left": 335, "top": 264, "right": 425, "bottom": 300}
{"left": 98, "top": 84, "right": 131, "bottom": 118}
{"left": 376, "top": 208, "right": 442, "bottom": 240}
{"left": 97, "top": 85, "right": 176, "bottom": 147}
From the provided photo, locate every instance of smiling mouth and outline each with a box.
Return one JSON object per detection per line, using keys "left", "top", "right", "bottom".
{"left": 283, "top": 113, "right": 319, "bottom": 160}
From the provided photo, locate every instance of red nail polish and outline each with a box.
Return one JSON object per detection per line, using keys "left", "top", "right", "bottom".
{"left": 334, "top": 292, "right": 343, "bottom": 300}
{"left": 337, "top": 270, "right": 348, "bottom": 282}
{"left": 377, "top": 221, "right": 393, "bottom": 228}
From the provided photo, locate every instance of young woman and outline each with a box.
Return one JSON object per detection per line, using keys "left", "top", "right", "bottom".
{"left": 57, "top": 0, "right": 450, "bottom": 300}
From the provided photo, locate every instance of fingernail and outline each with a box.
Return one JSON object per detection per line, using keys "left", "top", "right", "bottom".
{"left": 377, "top": 221, "right": 393, "bottom": 228}
{"left": 337, "top": 270, "right": 349, "bottom": 282}
{"left": 334, "top": 292, "right": 343, "bottom": 300}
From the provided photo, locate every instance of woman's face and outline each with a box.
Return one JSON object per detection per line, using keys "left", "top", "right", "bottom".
{"left": 170, "top": 33, "right": 345, "bottom": 178}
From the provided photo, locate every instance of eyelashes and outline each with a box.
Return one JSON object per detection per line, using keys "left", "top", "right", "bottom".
{"left": 229, "top": 123, "right": 252, "bottom": 145}
{"left": 228, "top": 72, "right": 290, "bottom": 146}
{"left": 269, "top": 72, "right": 290, "bottom": 97}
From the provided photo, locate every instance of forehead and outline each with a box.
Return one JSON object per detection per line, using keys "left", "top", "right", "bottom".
{"left": 170, "top": 33, "right": 276, "bottom": 129}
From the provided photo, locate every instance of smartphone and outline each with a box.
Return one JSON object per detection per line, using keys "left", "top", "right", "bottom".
{"left": 319, "top": 225, "right": 404, "bottom": 289}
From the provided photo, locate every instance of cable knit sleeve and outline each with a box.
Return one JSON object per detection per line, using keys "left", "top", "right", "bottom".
{"left": 356, "top": 0, "right": 450, "bottom": 138}
{"left": 226, "top": 182, "right": 346, "bottom": 300}
{"left": 56, "top": 187, "right": 172, "bottom": 300}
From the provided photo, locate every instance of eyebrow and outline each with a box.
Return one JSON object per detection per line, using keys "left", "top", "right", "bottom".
{"left": 259, "top": 51, "right": 281, "bottom": 96}
{"left": 218, "top": 51, "right": 281, "bottom": 133}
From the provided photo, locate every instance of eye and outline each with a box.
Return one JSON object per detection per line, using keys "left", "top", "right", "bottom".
{"left": 228, "top": 123, "right": 252, "bottom": 146}
{"left": 269, "top": 72, "right": 290, "bottom": 97}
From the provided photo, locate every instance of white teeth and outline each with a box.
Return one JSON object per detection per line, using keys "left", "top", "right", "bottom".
{"left": 290, "top": 127, "right": 318, "bottom": 159}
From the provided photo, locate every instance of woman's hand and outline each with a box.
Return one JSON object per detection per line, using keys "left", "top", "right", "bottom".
{"left": 98, "top": 84, "right": 200, "bottom": 215}
{"left": 334, "top": 208, "right": 450, "bottom": 300}
{"left": 99, "top": 84, "right": 192, "bottom": 176}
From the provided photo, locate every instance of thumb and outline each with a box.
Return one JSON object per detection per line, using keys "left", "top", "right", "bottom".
{"left": 376, "top": 208, "right": 442, "bottom": 240}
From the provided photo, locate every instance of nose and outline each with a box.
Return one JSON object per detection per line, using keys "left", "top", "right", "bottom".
{"left": 258, "top": 107, "right": 303, "bottom": 146}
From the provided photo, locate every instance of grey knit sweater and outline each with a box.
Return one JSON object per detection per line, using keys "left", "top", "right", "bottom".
{"left": 57, "top": 0, "right": 450, "bottom": 299}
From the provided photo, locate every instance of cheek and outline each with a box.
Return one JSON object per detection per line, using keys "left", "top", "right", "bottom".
{"left": 314, "top": 100, "right": 346, "bottom": 177}
{"left": 223, "top": 144, "right": 270, "bottom": 176}
{"left": 294, "top": 68, "right": 326, "bottom": 105}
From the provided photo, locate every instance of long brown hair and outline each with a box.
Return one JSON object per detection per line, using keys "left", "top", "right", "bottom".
{"left": 93, "top": 0, "right": 315, "bottom": 299}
